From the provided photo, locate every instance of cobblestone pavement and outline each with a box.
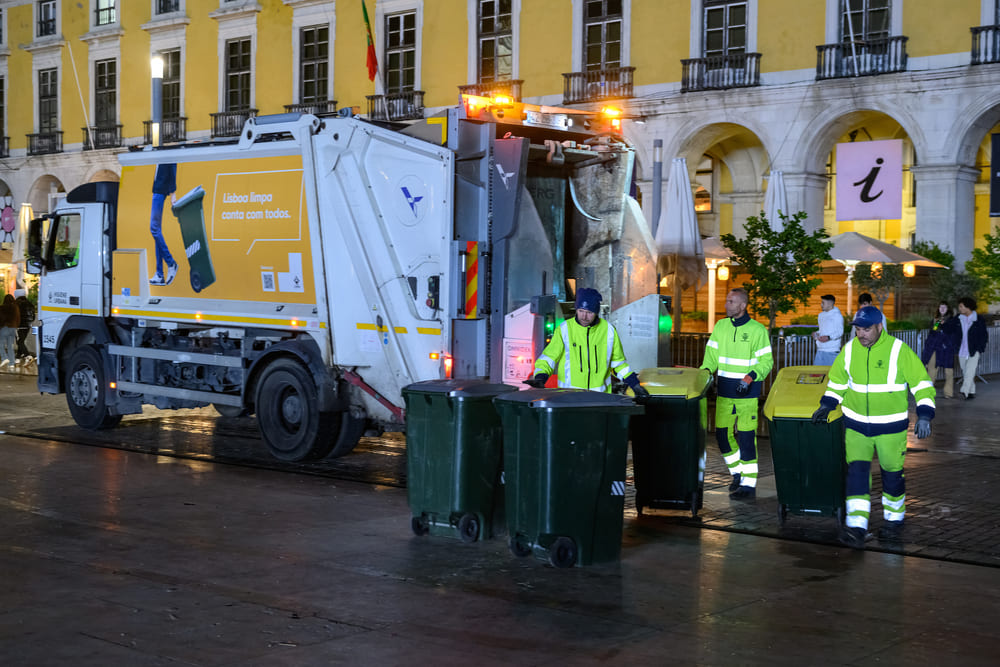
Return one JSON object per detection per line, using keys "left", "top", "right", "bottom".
{"left": 1, "top": 371, "right": 998, "bottom": 567}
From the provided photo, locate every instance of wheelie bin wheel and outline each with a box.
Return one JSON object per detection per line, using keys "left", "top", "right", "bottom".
{"left": 836, "top": 505, "right": 845, "bottom": 526}
{"left": 509, "top": 535, "right": 532, "bottom": 558}
{"left": 411, "top": 516, "right": 429, "bottom": 536}
{"left": 549, "top": 537, "right": 577, "bottom": 569}
{"left": 777, "top": 503, "right": 788, "bottom": 526}
{"left": 635, "top": 496, "right": 645, "bottom": 517}
{"left": 457, "top": 513, "right": 480, "bottom": 543}
{"left": 191, "top": 270, "right": 202, "bottom": 293}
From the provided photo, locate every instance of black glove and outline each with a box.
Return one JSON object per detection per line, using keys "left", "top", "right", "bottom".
{"left": 735, "top": 374, "right": 753, "bottom": 394}
{"left": 524, "top": 373, "right": 548, "bottom": 389}
{"left": 632, "top": 384, "right": 651, "bottom": 403}
{"left": 915, "top": 418, "right": 931, "bottom": 439}
{"left": 811, "top": 404, "right": 833, "bottom": 425}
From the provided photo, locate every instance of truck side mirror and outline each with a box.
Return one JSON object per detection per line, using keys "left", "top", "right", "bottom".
{"left": 25, "top": 217, "right": 45, "bottom": 275}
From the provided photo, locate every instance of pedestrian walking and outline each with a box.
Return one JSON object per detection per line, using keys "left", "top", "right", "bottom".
{"left": 527, "top": 288, "right": 649, "bottom": 399}
{"left": 700, "top": 288, "right": 773, "bottom": 500}
{"left": 956, "top": 297, "right": 988, "bottom": 400}
{"left": 0, "top": 294, "right": 20, "bottom": 369}
{"left": 14, "top": 289, "right": 35, "bottom": 361}
{"left": 811, "top": 294, "right": 843, "bottom": 365}
{"left": 811, "top": 306, "right": 935, "bottom": 548}
{"left": 921, "top": 301, "right": 957, "bottom": 399}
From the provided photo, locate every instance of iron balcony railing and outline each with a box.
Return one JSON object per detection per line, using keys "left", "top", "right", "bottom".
{"left": 143, "top": 117, "right": 187, "bottom": 145}
{"left": 94, "top": 4, "right": 116, "bottom": 26}
{"left": 971, "top": 25, "right": 1000, "bottom": 65}
{"left": 366, "top": 91, "right": 425, "bottom": 121}
{"left": 26, "top": 131, "right": 63, "bottom": 156}
{"left": 562, "top": 66, "right": 635, "bottom": 104}
{"left": 82, "top": 124, "right": 123, "bottom": 150}
{"left": 816, "top": 36, "right": 908, "bottom": 80}
{"left": 284, "top": 100, "right": 339, "bottom": 117}
{"left": 210, "top": 109, "right": 257, "bottom": 138}
{"left": 458, "top": 79, "right": 523, "bottom": 102}
{"left": 681, "top": 53, "right": 761, "bottom": 92}
{"left": 0, "top": 137, "right": 8, "bottom": 158}
{"left": 37, "top": 17, "right": 56, "bottom": 38}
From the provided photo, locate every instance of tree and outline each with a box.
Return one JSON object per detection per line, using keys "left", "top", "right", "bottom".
{"left": 911, "top": 239, "right": 955, "bottom": 270}
{"left": 929, "top": 270, "right": 985, "bottom": 306}
{"left": 964, "top": 226, "right": 1000, "bottom": 303}
{"left": 852, "top": 262, "right": 905, "bottom": 313}
{"left": 721, "top": 211, "right": 833, "bottom": 329}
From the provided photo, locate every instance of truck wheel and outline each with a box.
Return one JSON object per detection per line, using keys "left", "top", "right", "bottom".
{"left": 65, "top": 345, "right": 122, "bottom": 430}
{"left": 326, "top": 406, "right": 367, "bottom": 458}
{"left": 213, "top": 403, "right": 247, "bottom": 418}
{"left": 255, "top": 359, "right": 337, "bottom": 462}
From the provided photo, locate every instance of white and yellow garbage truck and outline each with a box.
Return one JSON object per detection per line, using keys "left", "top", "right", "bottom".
{"left": 25, "top": 97, "right": 657, "bottom": 461}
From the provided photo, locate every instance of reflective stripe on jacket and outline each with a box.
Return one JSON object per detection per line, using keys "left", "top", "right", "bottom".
{"left": 700, "top": 315, "right": 773, "bottom": 399}
{"left": 821, "top": 332, "right": 935, "bottom": 436}
{"left": 533, "top": 317, "right": 632, "bottom": 392}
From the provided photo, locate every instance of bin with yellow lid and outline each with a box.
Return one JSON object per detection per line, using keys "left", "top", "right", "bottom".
{"left": 629, "top": 367, "right": 712, "bottom": 518}
{"left": 763, "top": 365, "right": 846, "bottom": 526}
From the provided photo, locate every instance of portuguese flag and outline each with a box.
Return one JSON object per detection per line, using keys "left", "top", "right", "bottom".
{"left": 363, "top": 0, "right": 378, "bottom": 81}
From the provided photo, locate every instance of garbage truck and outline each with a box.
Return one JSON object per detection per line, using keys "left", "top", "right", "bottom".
{"left": 24, "top": 96, "right": 657, "bottom": 461}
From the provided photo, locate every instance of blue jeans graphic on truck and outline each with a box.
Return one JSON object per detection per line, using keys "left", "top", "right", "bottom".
{"left": 150, "top": 192, "right": 174, "bottom": 278}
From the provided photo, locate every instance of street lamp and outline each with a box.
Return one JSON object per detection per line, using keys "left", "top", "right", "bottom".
{"left": 151, "top": 54, "right": 164, "bottom": 147}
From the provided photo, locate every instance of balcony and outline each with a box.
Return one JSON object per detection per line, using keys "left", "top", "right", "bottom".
{"left": 562, "top": 66, "right": 635, "bottom": 104}
{"left": 82, "top": 124, "right": 123, "bottom": 150}
{"left": 26, "top": 132, "right": 63, "bottom": 156}
{"left": 284, "top": 100, "right": 339, "bottom": 117}
{"left": 458, "top": 79, "right": 523, "bottom": 102}
{"left": 972, "top": 25, "right": 1000, "bottom": 65}
{"left": 210, "top": 109, "right": 257, "bottom": 138}
{"left": 143, "top": 117, "right": 188, "bottom": 145}
{"left": 366, "top": 91, "right": 425, "bottom": 122}
{"left": 0, "top": 137, "right": 8, "bottom": 159}
{"left": 681, "top": 53, "right": 761, "bottom": 93}
{"left": 816, "top": 36, "right": 908, "bottom": 80}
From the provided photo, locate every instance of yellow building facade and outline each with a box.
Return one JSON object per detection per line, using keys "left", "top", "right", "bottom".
{"left": 0, "top": 0, "right": 997, "bottom": 273}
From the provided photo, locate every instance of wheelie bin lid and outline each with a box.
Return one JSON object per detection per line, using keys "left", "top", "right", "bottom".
{"left": 172, "top": 185, "right": 205, "bottom": 209}
{"left": 401, "top": 379, "right": 518, "bottom": 399}
{"left": 493, "top": 388, "right": 643, "bottom": 412}
{"left": 637, "top": 367, "right": 712, "bottom": 399}
{"left": 763, "top": 366, "right": 843, "bottom": 420}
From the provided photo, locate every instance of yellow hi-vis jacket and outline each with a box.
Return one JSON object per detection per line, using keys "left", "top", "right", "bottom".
{"left": 820, "top": 331, "right": 936, "bottom": 436}
{"left": 700, "top": 314, "right": 773, "bottom": 399}
{"left": 533, "top": 317, "right": 632, "bottom": 392}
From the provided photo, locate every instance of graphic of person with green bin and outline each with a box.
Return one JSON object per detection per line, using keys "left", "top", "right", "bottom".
{"left": 171, "top": 183, "right": 216, "bottom": 293}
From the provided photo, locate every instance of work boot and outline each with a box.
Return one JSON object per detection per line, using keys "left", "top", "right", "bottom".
{"left": 728, "top": 473, "right": 742, "bottom": 492}
{"left": 729, "top": 485, "right": 755, "bottom": 500}
{"left": 839, "top": 526, "right": 867, "bottom": 549}
{"left": 877, "top": 521, "right": 904, "bottom": 541}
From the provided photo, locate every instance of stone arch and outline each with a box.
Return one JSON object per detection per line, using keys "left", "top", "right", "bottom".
{"left": 87, "top": 168, "right": 119, "bottom": 183}
{"left": 949, "top": 94, "right": 1000, "bottom": 167}
{"left": 0, "top": 179, "right": 10, "bottom": 198}
{"left": 26, "top": 175, "right": 66, "bottom": 215}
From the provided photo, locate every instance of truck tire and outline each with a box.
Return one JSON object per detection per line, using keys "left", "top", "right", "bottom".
{"left": 255, "top": 358, "right": 338, "bottom": 462}
{"left": 213, "top": 403, "right": 247, "bottom": 418}
{"left": 65, "top": 344, "right": 122, "bottom": 430}
{"left": 325, "top": 406, "right": 367, "bottom": 459}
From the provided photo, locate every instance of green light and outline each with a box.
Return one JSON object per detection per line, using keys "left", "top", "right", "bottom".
{"left": 658, "top": 314, "right": 672, "bottom": 333}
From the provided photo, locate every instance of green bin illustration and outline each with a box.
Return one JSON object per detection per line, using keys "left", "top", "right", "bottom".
{"left": 172, "top": 185, "right": 216, "bottom": 292}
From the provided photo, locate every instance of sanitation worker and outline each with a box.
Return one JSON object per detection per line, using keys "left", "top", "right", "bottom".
{"left": 811, "top": 306, "right": 935, "bottom": 548}
{"left": 526, "top": 288, "right": 649, "bottom": 399}
{"left": 700, "top": 287, "right": 773, "bottom": 500}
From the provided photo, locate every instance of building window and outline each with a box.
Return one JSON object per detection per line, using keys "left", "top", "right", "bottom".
{"left": 39, "top": 68, "right": 58, "bottom": 133}
{"left": 694, "top": 155, "right": 714, "bottom": 212}
{"left": 841, "top": 0, "right": 889, "bottom": 42}
{"left": 385, "top": 11, "right": 416, "bottom": 93}
{"left": 95, "top": 59, "right": 116, "bottom": 126}
{"left": 0, "top": 9, "right": 4, "bottom": 44}
{"left": 225, "top": 38, "right": 251, "bottom": 112}
{"left": 95, "top": 0, "right": 116, "bottom": 26}
{"left": 162, "top": 49, "right": 181, "bottom": 118}
{"left": 0, "top": 77, "right": 5, "bottom": 135}
{"left": 478, "top": 0, "right": 512, "bottom": 83}
{"left": 584, "top": 0, "right": 622, "bottom": 71}
{"left": 156, "top": 0, "right": 180, "bottom": 13}
{"left": 703, "top": 0, "right": 746, "bottom": 57}
{"left": 37, "top": 1, "right": 57, "bottom": 38}
{"left": 299, "top": 26, "right": 328, "bottom": 104}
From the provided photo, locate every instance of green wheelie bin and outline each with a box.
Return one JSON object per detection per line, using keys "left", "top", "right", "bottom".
{"left": 629, "top": 367, "right": 712, "bottom": 518}
{"left": 402, "top": 379, "right": 517, "bottom": 542}
{"left": 171, "top": 185, "right": 216, "bottom": 293}
{"left": 763, "top": 365, "right": 846, "bottom": 526}
{"left": 494, "top": 388, "right": 643, "bottom": 568}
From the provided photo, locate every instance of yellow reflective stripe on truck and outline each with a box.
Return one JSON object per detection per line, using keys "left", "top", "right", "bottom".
{"left": 112, "top": 308, "right": 326, "bottom": 329}
{"left": 356, "top": 323, "right": 441, "bottom": 335}
{"left": 42, "top": 306, "right": 101, "bottom": 315}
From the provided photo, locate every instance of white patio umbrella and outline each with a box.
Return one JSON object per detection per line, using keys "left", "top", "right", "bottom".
{"left": 825, "top": 231, "right": 946, "bottom": 309}
{"left": 655, "top": 158, "right": 704, "bottom": 331}
{"left": 763, "top": 170, "right": 788, "bottom": 232}
{"left": 11, "top": 203, "right": 34, "bottom": 264}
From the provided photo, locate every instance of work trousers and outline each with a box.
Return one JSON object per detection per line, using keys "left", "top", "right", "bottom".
{"left": 715, "top": 396, "right": 759, "bottom": 488}
{"left": 844, "top": 428, "right": 907, "bottom": 531}
{"left": 925, "top": 352, "right": 954, "bottom": 399}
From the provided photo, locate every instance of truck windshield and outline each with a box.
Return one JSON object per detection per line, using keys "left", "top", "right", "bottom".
{"left": 51, "top": 213, "right": 82, "bottom": 270}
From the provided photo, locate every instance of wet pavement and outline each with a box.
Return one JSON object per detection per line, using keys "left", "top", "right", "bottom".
{"left": 1, "top": 372, "right": 999, "bottom": 664}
